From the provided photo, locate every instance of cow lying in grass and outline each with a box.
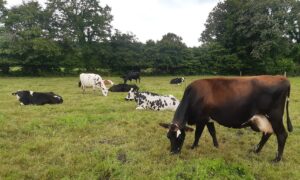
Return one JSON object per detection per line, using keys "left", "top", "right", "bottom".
{"left": 109, "top": 84, "right": 139, "bottom": 92}
{"left": 125, "top": 88, "right": 179, "bottom": 111}
{"left": 12, "top": 90, "right": 63, "bottom": 105}
{"left": 170, "top": 77, "right": 185, "bottom": 85}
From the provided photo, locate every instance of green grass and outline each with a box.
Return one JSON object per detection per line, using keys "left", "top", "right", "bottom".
{"left": 0, "top": 76, "right": 299, "bottom": 179}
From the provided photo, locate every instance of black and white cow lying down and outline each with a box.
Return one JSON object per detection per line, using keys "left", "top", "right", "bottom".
{"left": 12, "top": 90, "right": 63, "bottom": 105}
{"left": 125, "top": 88, "right": 179, "bottom": 111}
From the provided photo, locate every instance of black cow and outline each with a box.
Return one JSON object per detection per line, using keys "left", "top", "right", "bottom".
{"left": 160, "top": 75, "right": 292, "bottom": 162}
{"left": 108, "top": 84, "right": 139, "bottom": 92}
{"left": 122, "top": 71, "right": 141, "bottom": 84}
{"left": 12, "top": 90, "right": 63, "bottom": 105}
{"left": 170, "top": 77, "right": 185, "bottom": 85}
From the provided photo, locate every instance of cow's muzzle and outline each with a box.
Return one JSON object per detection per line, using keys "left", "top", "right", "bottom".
{"left": 170, "top": 149, "right": 181, "bottom": 155}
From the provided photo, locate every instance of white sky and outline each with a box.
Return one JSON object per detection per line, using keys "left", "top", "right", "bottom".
{"left": 6, "top": 0, "right": 220, "bottom": 47}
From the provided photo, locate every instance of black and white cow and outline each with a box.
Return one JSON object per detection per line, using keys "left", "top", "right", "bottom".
{"left": 12, "top": 90, "right": 63, "bottom": 105}
{"left": 125, "top": 88, "right": 179, "bottom": 111}
{"left": 170, "top": 77, "right": 185, "bottom": 85}
{"left": 109, "top": 84, "right": 139, "bottom": 92}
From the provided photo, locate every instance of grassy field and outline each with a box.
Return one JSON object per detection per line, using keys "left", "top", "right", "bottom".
{"left": 0, "top": 76, "right": 299, "bottom": 179}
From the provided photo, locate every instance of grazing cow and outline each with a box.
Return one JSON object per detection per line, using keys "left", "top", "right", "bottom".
{"left": 125, "top": 88, "right": 180, "bottom": 111}
{"left": 122, "top": 71, "right": 141, "bottom": 84}
{"left": 170, "top": 77, "right": 185, "bottom": 85}
{"left": 109, "top": 84, "right": 139, "bottom": 92}
{"left": 103, "top": 80, "right": 114, "bottom": 86}
{"left": 159, "top": 75, "right": 292, "bottom": 162}
{"left": 79, "top": 73, "right": 108, "bottom": 96}
{"left": 12, "top": 90, "right": 63, "bottom": 105}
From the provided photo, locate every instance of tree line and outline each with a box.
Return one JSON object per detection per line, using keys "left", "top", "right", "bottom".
{"left": 0, "top": 0, "right": 299, "bottom": 76}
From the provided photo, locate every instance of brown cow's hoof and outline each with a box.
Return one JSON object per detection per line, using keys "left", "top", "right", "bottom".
{"left": 213, "top": 143, "right": 219, "bottom": 148}
{"left": 170, "top": 151, "right": 180, "bottom": 155}
{"left": 248, "top": 148, "right": 257, "bottom": 154}
{"left": 248, "top": 145, "right": 260, "bottom": 154}
{"left": 191, "top": 144, "right": 198, "bottom": 149}
{"left": 272, "top": 157, "right": 282, "bottom": 163}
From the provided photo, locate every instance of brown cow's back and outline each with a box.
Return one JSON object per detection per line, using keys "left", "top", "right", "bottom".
{"left": 183, "top": 75, "right": 289, "bottom": 127}
{"left": 189, "top": 75, "right": 288, "bottom": 106}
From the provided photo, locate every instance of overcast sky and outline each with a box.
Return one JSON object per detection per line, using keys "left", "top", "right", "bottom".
{"left": 6, "top": 0, "right": 220, "bottom": 47}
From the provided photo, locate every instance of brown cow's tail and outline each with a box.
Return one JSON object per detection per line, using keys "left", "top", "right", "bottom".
{"left": 286, "top": 84, "right": 293, "bottom": 132}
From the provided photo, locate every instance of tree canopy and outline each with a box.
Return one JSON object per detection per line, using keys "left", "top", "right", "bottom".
{"left": 0, "top": 0, "right": 299, "bottom": 75}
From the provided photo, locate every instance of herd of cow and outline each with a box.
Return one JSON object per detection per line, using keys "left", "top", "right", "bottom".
{"left": 11, "top": 73, "right": 293, "bottom": 162}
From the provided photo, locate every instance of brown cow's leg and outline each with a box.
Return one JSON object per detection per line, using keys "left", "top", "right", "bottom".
{"left": 207, "top": 122, "right": 219, "bottom": 148}
{"left": 254, "top": 133, "right": 271, "bottom": 153}
{"left": 191, "top": 123, "right": 205, "bottom": 149}
{"left": 273, "top": 122, "right": 288, "bottom": 162}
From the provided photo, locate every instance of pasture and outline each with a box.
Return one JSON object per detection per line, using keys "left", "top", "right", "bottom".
{"left": 0, "top": 76, "right": 299, "bottom": 179}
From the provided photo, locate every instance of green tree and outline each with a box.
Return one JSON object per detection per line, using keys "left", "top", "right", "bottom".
{"left": 110, "top": 30, "right": 144, "bottom": 73}
{"left": 45, "top": 0, "right": 113, "bottom": 71}
{"left": 201, "top": 0, "right": 299, "bottom": 74}
{"left": 156, "top": 33, "right": 188, "bottom": 74}
{"left": 192, "top": 42, "right": 241, "bottom": 75}
{"left": 141, "top": 40, "right": 158, "bottom": 71}
{"left": 2, "top": 1, "right": 61, "bottom": 74}
{"left": 0, "top": 0, "right": 12, "bottom": 74}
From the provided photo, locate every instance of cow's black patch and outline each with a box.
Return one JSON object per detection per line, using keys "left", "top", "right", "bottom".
{"left": 109, "top": 84, "right": 139, "bottom": 92}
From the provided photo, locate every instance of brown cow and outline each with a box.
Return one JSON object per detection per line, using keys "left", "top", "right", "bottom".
{"left": 103, "top": 80, "right": 114, "bottom": 86}
{"left": 160, "top": 75, "right": 292, "bottom": 162}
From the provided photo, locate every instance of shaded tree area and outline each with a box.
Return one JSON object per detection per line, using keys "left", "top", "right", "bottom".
{"left": 201, "top": 0, "right": 300, "bottom": 75}
{"left": 0, "top": 0, "right": 300, "bottom": 76}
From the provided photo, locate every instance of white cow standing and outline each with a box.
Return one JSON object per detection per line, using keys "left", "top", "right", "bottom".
{"left": 79, "top": 73, "right": 108, "bottom": 96}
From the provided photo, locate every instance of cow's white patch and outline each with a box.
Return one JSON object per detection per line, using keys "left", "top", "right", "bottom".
{"left": 30, "top": 91, "right": 33, "bottom": 96}
{"left": 287, "top": 97, "right": 290, "bottom": 102}
{"left": 125, "top": 88, "right": 135, "bottom": 100}
{"left": 101, "top": 87, "right": 108, "bottom": 96}
{"left": 176, "top": 129, "right": 181, "bottom": 138}
{"left": 250, "top": 115, "right": 273, "bottom": 134}
{"left": 54, "top": 95, "right": 61, "bottom": 99}
{"left": 136, "top": 106, "right": 144, "bottom": 110}
{"left": 20, "top": 102, "right": 24, "bottom": 105}
{"left": 16, "top": 94, "right": 20, "bottom": 100}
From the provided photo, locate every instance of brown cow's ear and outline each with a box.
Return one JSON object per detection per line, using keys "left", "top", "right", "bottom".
{"left": 184, "top": 126, "right": 194, "bottom": 132}
{"left": 159, "top": 123, "right": 170, "bottom": 129}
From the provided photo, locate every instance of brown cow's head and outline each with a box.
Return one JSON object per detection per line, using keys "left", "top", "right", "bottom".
{"left": 159, "top": 123, "right": 193, "bottom": 154}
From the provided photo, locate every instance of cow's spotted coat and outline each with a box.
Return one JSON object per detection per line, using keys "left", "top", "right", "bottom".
{"left": 125, "top": 88, "right": 179, "bottom": 111}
